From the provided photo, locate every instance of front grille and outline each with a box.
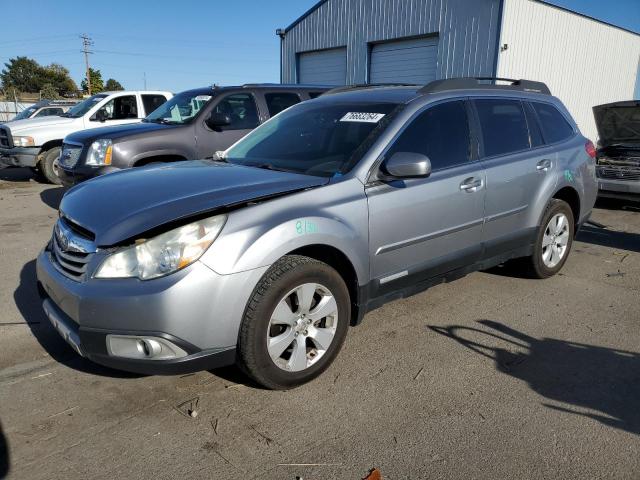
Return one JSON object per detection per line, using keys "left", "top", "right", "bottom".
{"left": 59, "top": 144, "right": 82, "bottom": 169}
{"left": 597, "top": 166, "right": 640, "bottom": 181}
{"left": 50, "top": 219, "right": 96, "bottom": 281}
{"left": 0, "top": 126, "right": 12, "bottom": 148}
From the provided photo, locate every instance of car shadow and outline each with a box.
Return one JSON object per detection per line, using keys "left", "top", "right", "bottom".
{"left": 0, "top": 167, "right": 33, "bottom": 182}
{"left": 0, "top": 419, "right": 8, "bottom": 479}
{"left": 39, "top": 187, "right": 66, "bottom": 210}
{"left": 428, "top": 320, "right": 640, "bottom": 436}
{"left": 576, "top": 225, "right": 640, "bottom": 253}
{"left": 14, "top": 259, "right": 143, "bottom": 379}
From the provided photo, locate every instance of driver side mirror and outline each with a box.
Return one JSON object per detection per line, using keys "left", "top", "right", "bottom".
{"left": 206, "top": 112, "right": 231, "bottom": 131}
{"left": 92, "top": 109, "right": 107, "bottom": 123}
{"left": 383, "top": 152, "right": 432, "bottom": 178}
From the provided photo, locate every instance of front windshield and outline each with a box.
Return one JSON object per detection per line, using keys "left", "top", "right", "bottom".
{"left": 13, "top": 106, "right": 38, "bottom": 121}
{"left": 145, "top": 91, "right": 213, "bottom": 124}
{"left": 63, "top": 94, "right": 107, "bottom": 118}
{"left": 225, "top": 101, "right": 400, "bottom": 177}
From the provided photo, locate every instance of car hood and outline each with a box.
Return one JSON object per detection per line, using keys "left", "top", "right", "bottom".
{"left": 593, "top": 101, "right": 640, "bottom": 147}
{"left": 60, "top": 160, "right": 329, "bottom": 246}
{"left": 5, "top": 115, "right": 77, "bottom": 133}
{"left": 65, "top": 121, "right": 172, "bottom": 144}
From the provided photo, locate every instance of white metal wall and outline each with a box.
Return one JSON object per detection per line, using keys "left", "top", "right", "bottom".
{"left": 497, "top": 0, "right": 640, "bottom": 142}
{"left": 281, "top": 0, "right": 502, "bottom": 85}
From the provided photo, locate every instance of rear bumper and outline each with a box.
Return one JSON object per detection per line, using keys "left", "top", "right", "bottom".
{"left": 0, "top": 146, "right": 39, "bottom": 167}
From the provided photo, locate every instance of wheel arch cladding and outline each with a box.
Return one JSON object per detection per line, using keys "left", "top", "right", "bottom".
{"left": 552, "top": 186, "right": 580, "bottom": 229}
{"left": 288, "top": 244, "right": 361, "bottom": 325}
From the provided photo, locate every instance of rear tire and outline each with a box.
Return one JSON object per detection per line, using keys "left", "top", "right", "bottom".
{"left": 38, "top": 147, "right": 62, "bottom": 185}
{"left": 237, "top": 255, "right": 350, "bottom": 390}
{"left": 521, "top": 199, "right": 574, "bottom": 279}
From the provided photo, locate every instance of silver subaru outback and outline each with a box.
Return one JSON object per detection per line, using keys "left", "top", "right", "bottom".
{"left": 37, "top": 78, "right": 597, "bottom": 389}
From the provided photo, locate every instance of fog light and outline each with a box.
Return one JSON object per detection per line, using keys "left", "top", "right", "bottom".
{"left": 107, "top": 335, "right": 188, "bottom": 360}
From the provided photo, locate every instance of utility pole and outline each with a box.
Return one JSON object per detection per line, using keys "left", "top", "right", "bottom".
{"left": 143, "top": 72, "right": 147, "bottom": 90}
{"left": 80, "top": 34, "right": 94, "bottom": 95}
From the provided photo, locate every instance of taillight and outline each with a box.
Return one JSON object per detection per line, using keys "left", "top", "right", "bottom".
{"left": 585, "top": 140, "right": 597, "bottom": 158}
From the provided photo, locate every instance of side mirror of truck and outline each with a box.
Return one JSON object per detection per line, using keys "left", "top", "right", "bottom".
{"left": 92, "top": 109, "right": 108, "bottom": 123}
{"left": 206, "top": 112, "right": 232, "bottom": 131}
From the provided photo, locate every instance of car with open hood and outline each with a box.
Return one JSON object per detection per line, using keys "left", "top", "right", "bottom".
{"left": 593, "top": 100, "right": 640, "bottom": 200}
{"left": 36, "top": 78, "right": 597, "bottom": 389}
{"left": 57, "top": 84, "right": 329, "bottom": 187}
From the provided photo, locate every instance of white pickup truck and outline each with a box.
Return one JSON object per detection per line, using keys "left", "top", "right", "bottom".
{"left": 0, "top": 90, "right": 172, "bottom": 183}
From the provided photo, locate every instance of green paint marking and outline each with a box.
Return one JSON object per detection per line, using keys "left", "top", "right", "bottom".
{"left": 564, "top": 170, "right": 574, "bottom": 182}
{"left": 295, "top": 220, "right": 318, "bottom": 235}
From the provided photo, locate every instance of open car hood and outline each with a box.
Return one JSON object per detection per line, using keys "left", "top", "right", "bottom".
{"left": 593, "top": 101, "right": 640, "bottom": 147}
{"left": 60, "top": 160, "right": 329, "bottom": 246}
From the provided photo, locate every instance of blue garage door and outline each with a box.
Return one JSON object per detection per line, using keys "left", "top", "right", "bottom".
{"left": 298, "top": 48, "right": 347, "bottom": 85}
{"left": 369, "top": 37, "right": 438, "bottom": 84}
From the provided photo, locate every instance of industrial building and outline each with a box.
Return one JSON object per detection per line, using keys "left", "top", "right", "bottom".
{"left": 278, "top": 0, "right": 640, "bottom": 142}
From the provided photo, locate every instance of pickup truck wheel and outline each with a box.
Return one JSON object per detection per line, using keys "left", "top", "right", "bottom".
{"left": 237, "top": 255, "right": 350, "bottom": 390}
{"left": 38, "top": 147, "right": 62, "bottom": 185}
{"left": 522, "top": 199, "right": 574, "bottom": 279}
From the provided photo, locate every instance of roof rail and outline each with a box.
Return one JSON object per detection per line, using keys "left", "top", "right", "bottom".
{"left": 419, "top": 77, "right": 551, "bottom": 95}
{"left": 323, "top": 83, "right": 419, "bottom": 95}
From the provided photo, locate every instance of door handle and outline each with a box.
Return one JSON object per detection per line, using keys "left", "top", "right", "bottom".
{"left": 536, "top": 159, "right": 552, "bottom": 172}
{"left": 460, "top": 177, "right": 483, "bottom": 192}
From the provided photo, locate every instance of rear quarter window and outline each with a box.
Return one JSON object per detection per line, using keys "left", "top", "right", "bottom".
{"left": 531, "top": 102, "right": 574, "bottom": 144}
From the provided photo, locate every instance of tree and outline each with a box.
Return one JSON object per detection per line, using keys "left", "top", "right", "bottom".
{"left": 0, "top": 57, "right": 42, "bottom": 93}
{"left": 105, "top": 78, "right": 124, "bottom": 91}
{"left": 0, "top": 57, "right": 77, "bottom": 96}
{"left": 43, "top": 63, "right": 77, "bottom": 96}
{"left": 81, "top": 68, "right": 104, "bottom": 94}
{"left": 40, "top": 83, "right": 59, "bottom": 99}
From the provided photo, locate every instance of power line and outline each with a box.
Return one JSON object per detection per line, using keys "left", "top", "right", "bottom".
{"left": 80, "top": 34, "right": 94, "bottom": 95}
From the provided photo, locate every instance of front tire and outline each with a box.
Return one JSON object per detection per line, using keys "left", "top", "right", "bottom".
{"left": 522, "top": 199, "right": 574, "bottom": 279}
{"left": 237, "top": 255, "right": 350, "bottom": 390}
{"left": 38, "top": 147, "right": 62, "bottom": 185}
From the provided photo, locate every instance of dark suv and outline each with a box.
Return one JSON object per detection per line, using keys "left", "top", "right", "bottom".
{"left": 58, "top": 84, "right": 328, "bottom": 186}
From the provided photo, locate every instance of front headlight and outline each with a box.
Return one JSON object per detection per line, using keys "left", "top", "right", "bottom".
{"left": 94, "top": 215, "right": 227, "bottom": 280}
{"left": 86, "top": 139, "right": 113, "bottom": 166}
{"left": 13, "top": 136, "right": 35, "bottom": 147}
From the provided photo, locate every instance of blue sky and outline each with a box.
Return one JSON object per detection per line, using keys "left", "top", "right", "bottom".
{"left": 0, "top": 0, "right": 638, "bottom": 93}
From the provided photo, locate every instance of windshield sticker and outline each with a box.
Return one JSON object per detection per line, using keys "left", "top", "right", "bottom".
{"left": 340, "top": 112, "right": 386, "bottom": 123}
{"left": 195, "top": 95, "right": 212, "bottom": 102}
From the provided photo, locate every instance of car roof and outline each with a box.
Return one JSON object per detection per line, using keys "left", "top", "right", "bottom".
{"left": 174, "top": 84, "right": 332, "bottom": 97}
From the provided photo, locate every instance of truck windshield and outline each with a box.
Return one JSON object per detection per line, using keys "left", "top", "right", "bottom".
{"left": 144, "top": 91, "right": 213, "bottom": 125}
{"left": 13, "top": 106, "right": 38, "bottom": 121}
{"left": 225, "top": 101, "right": 400, "bottom": 177}
{"left": 63, "top": 94, "right": 107, "bottom": 118}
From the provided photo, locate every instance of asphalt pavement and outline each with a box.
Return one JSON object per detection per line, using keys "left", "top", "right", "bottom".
{"left": 0, "top": 167, "right": 639, "bottom": 479}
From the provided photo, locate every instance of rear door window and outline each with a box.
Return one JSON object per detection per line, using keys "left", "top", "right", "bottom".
{"left": 213, "top": 93, "right": 259, "bottom": 130}
{"left": 474, "top": 99, "right": 530, "bottom": 157}
{"left": 387, "top": 100, "right": 471, "bottom": 171}
{"left": 308, "top": 91, "right": 324, "bottom": 99}
{"left": 264, "top": 92, "right": 301, "bottom": 116}
{"left": 531, "top": 102, "right": 574, "bottom": 144}
{"left": 142, "top": 94, "right": 168, "bottom": 116}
